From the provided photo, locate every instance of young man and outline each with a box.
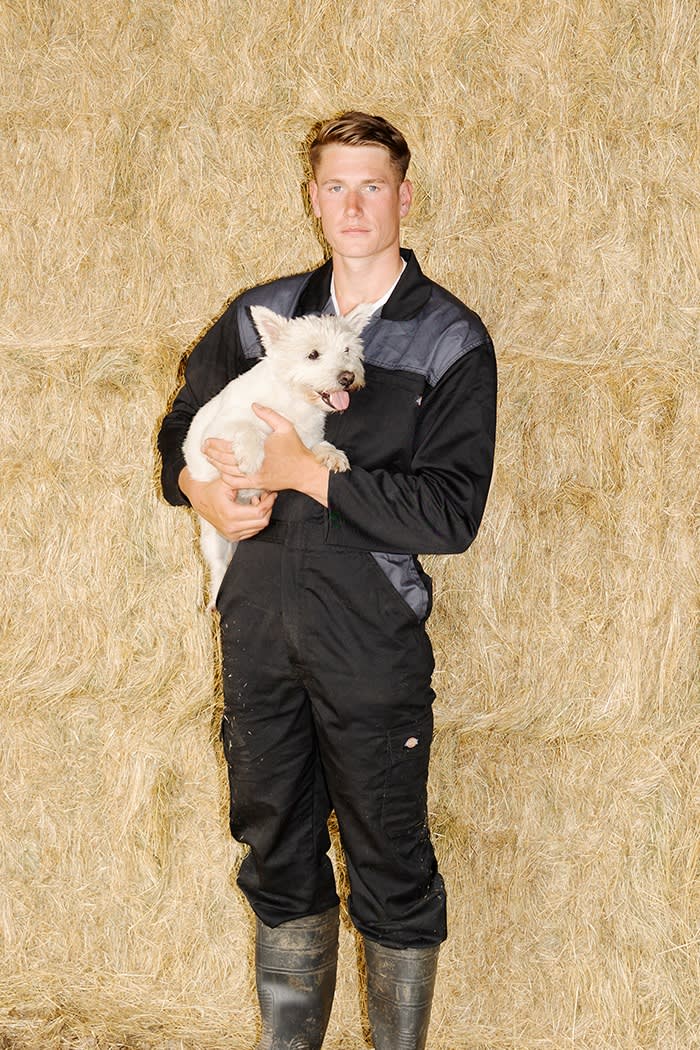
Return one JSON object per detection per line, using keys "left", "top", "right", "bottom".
{"left": 158, "top": 112, "right": 497, "bottom": 1050}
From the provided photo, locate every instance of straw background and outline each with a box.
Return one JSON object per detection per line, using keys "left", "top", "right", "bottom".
{"left": 1, "top": 1, "right": 698, "bottom": 1047}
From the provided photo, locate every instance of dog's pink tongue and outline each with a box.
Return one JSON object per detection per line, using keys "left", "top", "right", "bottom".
{"left": 328, "top": 390, "right": 350, "bottom": 411}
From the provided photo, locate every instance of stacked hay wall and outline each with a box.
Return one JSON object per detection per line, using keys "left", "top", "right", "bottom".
{"left": 1, "top": 1, "right": 697, "bottom": 1047}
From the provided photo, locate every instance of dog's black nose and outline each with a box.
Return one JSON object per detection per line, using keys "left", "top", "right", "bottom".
{"left": 339, "top": 371, "right": 355, "bottom": 389}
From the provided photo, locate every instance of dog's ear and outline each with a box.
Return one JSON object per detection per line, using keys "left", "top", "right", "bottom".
{"left": 344, "top": 303, "right": 374, "bottom": 334}
{"left": 250, "top": 306, "right": 289, "bottom": 351}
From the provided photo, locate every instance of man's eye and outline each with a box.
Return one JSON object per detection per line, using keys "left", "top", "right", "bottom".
{"left": 329, "top": 185, "right": 342, "bottom": 193}
{"left": 307, "top": 350, "right": 320, "bottom": 360}
{"left": 366, "top": 185, "right": 378, "bottom": 192}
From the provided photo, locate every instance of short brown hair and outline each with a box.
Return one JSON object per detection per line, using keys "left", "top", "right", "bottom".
{"left": 308, "top": 111, "right": 411, "bottom": 182}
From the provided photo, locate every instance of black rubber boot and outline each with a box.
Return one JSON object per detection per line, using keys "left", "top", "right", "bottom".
{"left": 254, "top": 906, "right": 339, "bottom": 1050}
{"left": 363, "top": 939, "right": 440, "bottom": 1050}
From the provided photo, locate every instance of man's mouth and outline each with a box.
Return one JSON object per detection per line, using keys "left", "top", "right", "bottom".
{"left": 320, "top": 390, "right": 350, "bottom": 411}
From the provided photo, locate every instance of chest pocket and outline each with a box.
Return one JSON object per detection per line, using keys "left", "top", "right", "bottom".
{"left": 325, "top": 364, "right": 426, "bottom": 473}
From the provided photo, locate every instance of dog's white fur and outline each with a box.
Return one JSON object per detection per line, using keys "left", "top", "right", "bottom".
{"left": 183, "top": 304, "right": 369, "bottom": 606}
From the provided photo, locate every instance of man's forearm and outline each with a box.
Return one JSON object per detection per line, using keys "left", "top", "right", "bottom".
{"left": 178, "top": 466, "right": 200, "bottom": 506}
{"left": 291, "top": 458, "right": 330, "bottom": 508}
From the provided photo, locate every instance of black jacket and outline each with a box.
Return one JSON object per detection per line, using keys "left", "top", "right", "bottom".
{"left": 158, "top": 249, "right": 496, "bottom": 592}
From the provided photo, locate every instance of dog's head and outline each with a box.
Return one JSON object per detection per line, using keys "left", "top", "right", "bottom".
{"left": 250, "top": 305, "right": 369, "bottom": 412}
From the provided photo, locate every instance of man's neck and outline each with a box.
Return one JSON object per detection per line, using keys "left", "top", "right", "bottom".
{"left": 331, "top": 250, "right": 404, "bottom": 316}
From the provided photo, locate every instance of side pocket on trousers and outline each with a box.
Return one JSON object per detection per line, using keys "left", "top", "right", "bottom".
{"left": 381, "top": 711, "right": 433, "bottom": 842}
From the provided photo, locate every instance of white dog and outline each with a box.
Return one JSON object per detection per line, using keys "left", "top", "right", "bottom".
{"left": 183, "top": 304, "right": 369, "bottom": 606}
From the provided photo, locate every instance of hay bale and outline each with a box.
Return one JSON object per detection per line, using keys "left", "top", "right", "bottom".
{"left": 0, "top": 0, "right": 697, "bottom": 1046}
{"left": 427, "top": 359, "right": 698, "bottom": 737}
{"left": 429, "top": 724, "right": 698, "bottom": 1047}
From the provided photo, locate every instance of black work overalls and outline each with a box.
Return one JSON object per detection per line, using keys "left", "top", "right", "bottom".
{"left": 158, "top": 250, "right": 497, "bottom": 948}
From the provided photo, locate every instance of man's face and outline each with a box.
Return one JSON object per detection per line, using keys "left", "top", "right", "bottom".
{"left": 309, "top": 144, "right": 412, "bottom": 263}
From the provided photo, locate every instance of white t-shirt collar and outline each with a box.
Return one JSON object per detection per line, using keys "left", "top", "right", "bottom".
{"left": 330, "top": 258, "right": 406, "bottom": 317}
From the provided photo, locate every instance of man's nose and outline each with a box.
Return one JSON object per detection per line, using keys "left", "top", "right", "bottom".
{"left": 345, "top": 190, "right": 361, "bottom": 215}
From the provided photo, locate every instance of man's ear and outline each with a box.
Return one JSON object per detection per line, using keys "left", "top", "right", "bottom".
{"left": 250, "top": 305, "right": 289, "bottom": 351}
{"left": 308, "top": 180, "right": 321, "bottom": 219}
{"left": 399, "top": 179, "right": 413, "bottom": 218}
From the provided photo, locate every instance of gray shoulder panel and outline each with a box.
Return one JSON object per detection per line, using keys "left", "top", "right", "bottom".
{"left": 234, "top": 271, "right": 489, "bottom": 385}
{"left": 365, "top": 285, "right": 489, "bottom": 386}
{"left": 236, "top": 273, "right": 312, "bottom": 358}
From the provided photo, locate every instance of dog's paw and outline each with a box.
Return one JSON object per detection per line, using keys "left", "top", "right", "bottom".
{"left": 236, "top": 486, "right": 263, "bottom": 504}
{"left": 312, "top": 441, "right": 350, "bottom": 473}
{"left": 231, "top": 428, "right": 265, "bottom": 475}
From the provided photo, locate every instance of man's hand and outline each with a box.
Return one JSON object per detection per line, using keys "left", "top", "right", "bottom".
{"left": 178, "top": 468, "right": 276, "bottom": 542}
{"left": 203, "top": 405, "right": 331, "bottom": 507}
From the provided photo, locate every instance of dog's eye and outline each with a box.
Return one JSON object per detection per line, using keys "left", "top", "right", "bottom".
{"left": 343, "top": 347, "right": 350, "bottom": 354}
{"left": 307, "top": 350, "right": 320, "bottom": 360}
